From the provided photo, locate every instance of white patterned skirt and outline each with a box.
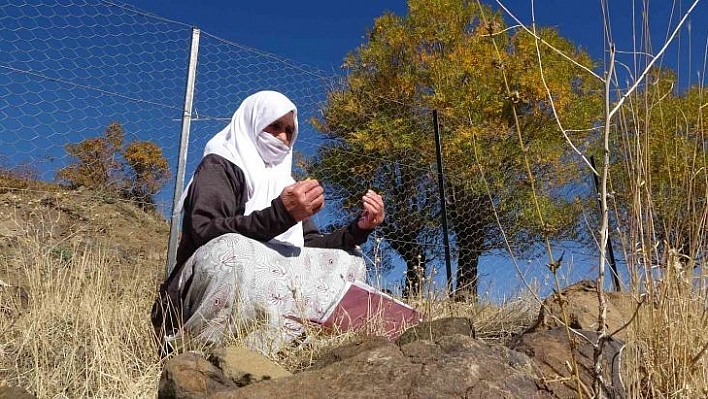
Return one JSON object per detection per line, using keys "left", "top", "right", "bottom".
{"left": 169, "top": 233, "right": 366, "bottom": 354}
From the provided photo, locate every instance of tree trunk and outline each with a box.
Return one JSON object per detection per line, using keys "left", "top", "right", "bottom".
{"left": 386, "top": 238, "right": 425, "bottom": 298}
{"left": 449, "top": 189, "right": 490, "bottom": 302}
{"left": 455, "top": 244, "right": 480, "bottom": 301}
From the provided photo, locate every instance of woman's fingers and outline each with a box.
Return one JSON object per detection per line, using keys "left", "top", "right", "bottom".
{"left": 358, "top": 190, "right": 385, "bottom": 229}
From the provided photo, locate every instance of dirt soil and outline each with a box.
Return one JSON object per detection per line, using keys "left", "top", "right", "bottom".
{"left": 0, "top": 176, "right": 169, "bottom": 288}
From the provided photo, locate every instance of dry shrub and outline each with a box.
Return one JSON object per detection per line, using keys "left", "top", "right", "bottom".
{"left": 0, "top": 164, "right": 60, "bottom": 193}
{"left": 622, "top": 249, "right": 708, "bottom": 398}
{"left": 609, "top": 63, "right": 708, "bottom": 396}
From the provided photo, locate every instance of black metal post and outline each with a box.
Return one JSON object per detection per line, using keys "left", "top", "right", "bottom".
{"left": 433, "top": 110, "right": 453, "bottom": 292}
{"left": 590, "top": 155, "right": 621, "bottom": 291}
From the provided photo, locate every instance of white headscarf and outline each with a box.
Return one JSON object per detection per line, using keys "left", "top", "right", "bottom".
{"left": 177, "top": 90, "right": 303, "bottom": 247}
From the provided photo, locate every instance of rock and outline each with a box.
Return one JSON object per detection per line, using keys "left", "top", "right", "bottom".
{"left": 158, "top": 352, "right": 237, "bottom": 399}
{"left": 0, "top": 385, "right": 35, "bottom": 399}
{"left": 311, "top": 335, "right": 390, "bottom": 369}
{"left": 208, "top": 347, "right": 291, "bottom": 387}
{"left": 396, "top": 316, "right": 474, "bottom": 346}
{"left": 530, "top": 280, "right": 638, "bottom": 339}
{"left": 211, "top": 335, "right": 550, "bottom": 398}
{"left": 510, "top": 327, "right": 625, "bottom": 398}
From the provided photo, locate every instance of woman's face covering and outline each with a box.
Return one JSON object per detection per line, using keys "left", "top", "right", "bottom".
{"left": 263, "top": 111, "right": 296, "bottom": 147}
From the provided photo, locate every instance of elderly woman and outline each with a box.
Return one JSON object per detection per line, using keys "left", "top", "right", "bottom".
{"left": 153, "top": 90, "right": 384, "bottom": 355}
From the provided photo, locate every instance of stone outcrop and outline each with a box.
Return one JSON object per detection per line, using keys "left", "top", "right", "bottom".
{"left": 157, "top": 281, "right": 636, "bottom": 399}
{"left": 160, "top": 334, "right": 551, "bottom": 399}
{"left": 529, "top": 280, "right": 639, "bottom": 339}
{"left": 511, "top": 327, "right": 625, "bottom": 398}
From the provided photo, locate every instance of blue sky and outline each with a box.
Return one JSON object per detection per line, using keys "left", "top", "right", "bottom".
{"left": 3, "top": 0, "right": 706, "bottom": 299}
{"left": 122, "top": 0, "right": 708, "bottom": 88}
{"left": 113, "top": 0, "right": 708, "bottom": 296}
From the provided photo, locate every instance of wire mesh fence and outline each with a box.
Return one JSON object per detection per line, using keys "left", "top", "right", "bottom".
{"left": 0, "top": 0, "right": 610, "bottom": 299}
{"left": 1, "top": 0, "right": 191, "bottom": 212}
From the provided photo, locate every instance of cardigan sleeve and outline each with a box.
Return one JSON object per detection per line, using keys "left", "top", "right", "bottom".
{"left": 302, "top": 217, "right": 372, "bottom": 251}
{"left": 184, "top": 155, "right": 297, "bottom": 248}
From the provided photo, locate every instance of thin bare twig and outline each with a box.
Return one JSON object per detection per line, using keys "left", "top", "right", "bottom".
{"left": 493, "top": 0, "right": 603, "bottom": 81}
{"left": 592, "top": 33, "right": 616, "bottom": 399}
{"left": 608, "top": 294, "right": 646, "bottom": 337}
{"left": 689, "top": 340, "right": 708, "bottom": 369}
{"left": 524, "top": 1, "right": 600, "bottom": 177}
{"left": 607, "top": 0, "right": 701, "bottom": 120}
{"left": 480, "top": 23, "right": 524, "bottom": 37}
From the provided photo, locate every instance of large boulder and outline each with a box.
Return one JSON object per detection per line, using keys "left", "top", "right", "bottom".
{"left": 211, "top": 334, "right": 550, "bottom": 398}
{"left": 530, "top": 280, "right": 638, "bottom": 339}
{"left": 511, "top": 327, "right": 625, "bottom": 398}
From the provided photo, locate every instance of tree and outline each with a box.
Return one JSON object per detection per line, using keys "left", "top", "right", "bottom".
{"left": 610, "top": 68, "right": 708, "bottom": 279}
{"left": 310, "top": 0, "right": 602, "bottom": 298}
{"left": 123, "top": 141, "right": 170, "bottom": 208}
{"left": 57, "top": 123, "right": 123, "bottom": 191}
{"left": 57, "top": 122, "right": 170, "bottom": 209}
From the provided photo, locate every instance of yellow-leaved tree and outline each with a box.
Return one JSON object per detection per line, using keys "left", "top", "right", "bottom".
{"left": 57, "top": 122, "right": 170, "bottom": 210}
{"left": 611, "top": 68, "right": 708, "bottom": 283}
{"left": 309, "top": 0, "right": 603, "bottom": 298}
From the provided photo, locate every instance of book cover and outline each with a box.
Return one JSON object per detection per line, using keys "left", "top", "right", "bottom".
{"left": 315, "top": 280, "right": 422, "bottom": 340}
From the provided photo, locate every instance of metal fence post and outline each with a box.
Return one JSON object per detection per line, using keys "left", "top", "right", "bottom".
{"left": 433, "top": 110, "right": 453, "bottom": 292}
{"left": 166, "top": 27, "right": 200, "bottom": 278}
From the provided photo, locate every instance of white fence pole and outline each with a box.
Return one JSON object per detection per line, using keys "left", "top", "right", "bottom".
{"left": 166, "top": 27, "right": 200, "bottom": 278}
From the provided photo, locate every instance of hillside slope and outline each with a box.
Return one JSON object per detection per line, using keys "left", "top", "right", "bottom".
{"left": 0, "top": 177, "right": 171, "bottom": 396}
{"left": 0, "top": 179, "right": 170, "bottom": 288}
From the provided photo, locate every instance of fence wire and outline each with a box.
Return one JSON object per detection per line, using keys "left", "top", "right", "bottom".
{"left": 0, "top": 0, "right": 608, "bottom": 299}
{"left": 1, "top": 0, "right": 192, "bottom": 213}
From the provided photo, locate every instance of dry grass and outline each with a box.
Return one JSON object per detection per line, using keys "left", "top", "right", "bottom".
{"left": 621, "top": 251, "right": 708, "bottom": 398}
{"left": 0, "top": 226, "right": 163, "bottom": 398}
{"left": 0, "top": 215, "right": 543, "bottom": 397}
{"left": 4, "top": 200, "right": 708, "bottom": 399}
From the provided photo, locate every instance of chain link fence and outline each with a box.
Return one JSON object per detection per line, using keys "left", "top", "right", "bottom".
{"left": 0, "top": 0, "right": 608, "bottom": 299}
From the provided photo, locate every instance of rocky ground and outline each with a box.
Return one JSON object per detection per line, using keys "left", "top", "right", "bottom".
{"left": 158, "top": 285, "right": 634, "bottom": 399}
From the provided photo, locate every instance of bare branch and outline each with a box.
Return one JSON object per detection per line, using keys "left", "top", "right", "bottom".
{"left": 607, "top": 0, "right": 701, "bottom": 120}
{"left": 494, "top": 0, "right": 603, "bottom": 81}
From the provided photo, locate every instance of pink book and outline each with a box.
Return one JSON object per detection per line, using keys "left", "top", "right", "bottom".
{"left": 314, "top": 281, "right": 422, "bottom": 340}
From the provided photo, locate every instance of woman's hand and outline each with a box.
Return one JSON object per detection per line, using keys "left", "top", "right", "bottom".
{"left": 357, "top": 190, "right": 385, "bottom": 231}
{"left": 281, "top": 180, "right": 325, "bottom": 221}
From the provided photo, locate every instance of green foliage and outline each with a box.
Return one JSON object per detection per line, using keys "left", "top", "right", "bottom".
{"left": 610, "top": 68, "right": 708, "bottom": 266}
{"left": 310, "top": 0, "right": 603, "bottom": 296}
{"left": 56, "top": 122, "right": 170, "bottom": 209}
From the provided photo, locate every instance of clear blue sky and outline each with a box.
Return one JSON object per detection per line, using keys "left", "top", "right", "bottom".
{"left": 1, "top": 1, "right": 705, "bottom": 298}
{"left": 113, "top": 0, "right": 707, "bottom": 297}
{"left": 122, "top": 0, "right": 708, "bottom": 87}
